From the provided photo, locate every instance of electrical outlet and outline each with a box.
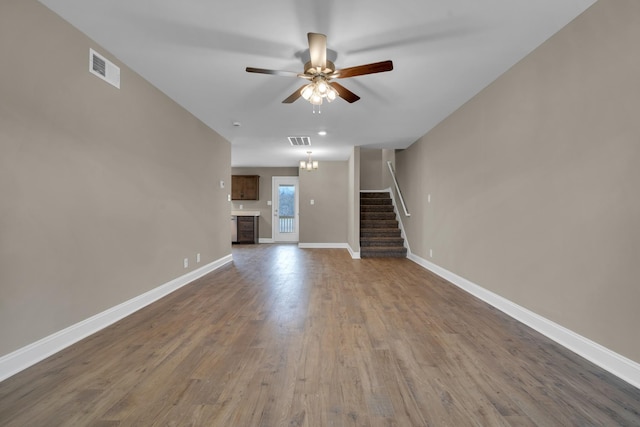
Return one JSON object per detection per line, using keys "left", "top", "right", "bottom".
{"left": 184, "top": 258, "right": 189, "bottom": 268}
{"left": 196, "top": 253, "right": 201, "bottom": 263}
{"left": 310, "top": 199, "right": 315, "bottom": 205}
{"left": 429, "top": 249, "right": 433, "bottom": 258}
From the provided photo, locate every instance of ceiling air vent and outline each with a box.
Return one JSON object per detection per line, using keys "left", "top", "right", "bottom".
{"left": 89, "top": 48, "right": 120, "bottom": 89}
{"left": 288, "top": 136, "right": 311, "bottom": 146}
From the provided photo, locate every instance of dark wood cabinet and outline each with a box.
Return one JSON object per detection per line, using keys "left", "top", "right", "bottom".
{"left": 231, "top": 175, "right": 259, "bottom": 200}
{"left": 236, "top": 216, "right": 259, "bottom": 244}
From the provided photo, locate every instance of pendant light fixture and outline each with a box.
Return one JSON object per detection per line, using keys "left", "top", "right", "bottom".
{"left": 299, "top": 151, "right": 319, "bottom": 172}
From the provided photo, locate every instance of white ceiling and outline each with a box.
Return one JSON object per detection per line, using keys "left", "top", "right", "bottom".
{"left": 39, "top": 0, "right": 595, "bottom": 167}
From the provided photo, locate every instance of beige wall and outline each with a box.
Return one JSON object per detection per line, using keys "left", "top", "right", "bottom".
{"left": 299, "top": 161, "right": 349, "bottom": 244}
{"left": 381, "top": 149, "right": 396, "bottom": 192}
{"left": 231, "top": 167, "right": 298, "bottom": 239}
{"left": 360, "top": 148, "right": 383, "bottom": 190}
{"left": 397, "top": 0, "right": 640, "bottom": 363}
{"left": 0, "top": 1, "right": 231, "bottom": 356}
{"left": 231, "top": 164, "right": 350, "bottom": 245}
{"left": 359, "top": 148, "right": 397, "bottom": 193}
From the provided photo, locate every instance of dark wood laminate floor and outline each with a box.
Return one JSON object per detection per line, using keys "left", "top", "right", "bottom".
{"left": 1, "top": 244, "right": 639, "bottom": 426}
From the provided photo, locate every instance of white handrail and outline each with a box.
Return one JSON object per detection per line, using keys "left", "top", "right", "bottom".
{"left": 387, "top": 161, "right": 410, "bottom": 217}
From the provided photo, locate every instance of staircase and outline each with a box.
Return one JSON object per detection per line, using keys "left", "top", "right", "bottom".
{"left": 360, "top": 192, "right": 407, "bottom": 258}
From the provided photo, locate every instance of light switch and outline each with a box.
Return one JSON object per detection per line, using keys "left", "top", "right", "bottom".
{"left": 310, "top": 199, "right": 315, "bottom": 205}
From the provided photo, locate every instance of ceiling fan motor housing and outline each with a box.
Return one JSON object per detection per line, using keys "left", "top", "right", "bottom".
{"left": 304, "top": 60, "right": 336, "bottom": 76}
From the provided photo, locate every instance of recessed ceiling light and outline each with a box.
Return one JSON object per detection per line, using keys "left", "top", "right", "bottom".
{"left": 318, "top": 131, "right": 327, "bottom": 136}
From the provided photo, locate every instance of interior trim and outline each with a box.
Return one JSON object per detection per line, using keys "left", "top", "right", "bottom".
{"left": 297, "top": 242, "right": 360, "bottom": 258}
{"left": 407, "top": 252, "right": 640, "bottom": 389}
{"left": 298, "top": 242, "right": 349, "bottom": 249}
{"left": 0, "top": 254, "right": 233, "bottom": 383}
{"left": 298, "top": 243, "right": 349, "bottom": 249}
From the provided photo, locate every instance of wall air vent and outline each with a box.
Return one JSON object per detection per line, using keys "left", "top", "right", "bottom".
{"left": 89, "top": 48, "right": 120, "bottom": 89}
{"left": 288, "top": 136, "right": 311, "bottom": 146}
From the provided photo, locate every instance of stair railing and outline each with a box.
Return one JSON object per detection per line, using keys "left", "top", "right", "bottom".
{"left": 387, "top": 161, "right": 410, "bottom": 217}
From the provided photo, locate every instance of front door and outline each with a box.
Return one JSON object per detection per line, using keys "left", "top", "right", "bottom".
{"left": 272, "top": 176, "right": 299, "bottom": 242}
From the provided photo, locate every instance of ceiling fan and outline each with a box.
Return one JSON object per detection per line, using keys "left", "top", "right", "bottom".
{"left": 246, "top": 33, "right": 393, "bottom": 106}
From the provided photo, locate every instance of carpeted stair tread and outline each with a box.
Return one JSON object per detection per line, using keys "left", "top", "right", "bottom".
{"left": 361, "top": 211, "right": 397, "bottom": 220}
{"left": 361, "top": 228, "right": 402, "bottom": 237}
{"left": 360, "top": 237, "right": 405, "bottom": 247}
{"left": 359, "top": 198, "right": 392, "bottom": 205}
{"left": 360, "top": 246, "right": 408, "bottom": 258}
{"left": 360, "top": 205, "right": 395, "bottom": 212}
{"left": 360, "top": 219, "right": 399, "bottom": 228}
{"left": 360, "top": 192, "right": 392, "bottom": 199}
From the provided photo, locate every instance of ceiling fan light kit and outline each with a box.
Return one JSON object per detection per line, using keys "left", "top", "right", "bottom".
{"left": 301, "top": 77, "right": 338, "bottom": 106}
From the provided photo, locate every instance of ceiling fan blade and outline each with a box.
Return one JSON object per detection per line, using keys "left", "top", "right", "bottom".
{"left": 333, "top": 60, "right": 393, "bottom": 79}
{"left": 246, "top": 67, "right": 300, "bottom": 77}
{"left": 282, "top": 85, "right": 306, "bottom": 103}
{"left": 330, "top": 82, "right": 360, "bottom": 103}
{"left": 308, "top": 32, "right": 327, "bottom": 70}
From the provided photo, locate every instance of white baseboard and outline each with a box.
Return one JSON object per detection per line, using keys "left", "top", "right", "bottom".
{"left": 298, "top": 242, "right": 360, "bottom": 259}
{"left": 0, "top": 254, "right": 233, "bottom": 383}
{"left": 298, "top": 242, "right": 349, "bottom": 249}
{"left": 258, "top": 238, "right": 274, "bottom": 244}
{"left": 407, "top": 252, "right": 640, "bottom": 389}
{"left": 348, "top": 245, "right": 361, "bottom": 260}
{"left": 256, "top": 240, "right": 358, "bottom": 259}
